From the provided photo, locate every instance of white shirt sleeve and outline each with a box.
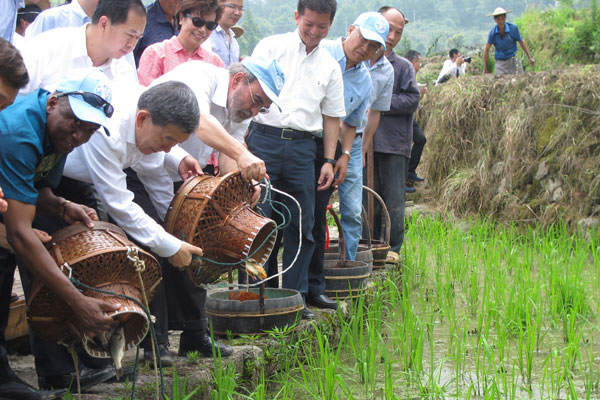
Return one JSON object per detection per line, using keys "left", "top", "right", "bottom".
{"left": 77, "top": 134, "right": 183, "bottom": 257}
{"left": 163, "top": 145, "right": 189, "bottom": 179}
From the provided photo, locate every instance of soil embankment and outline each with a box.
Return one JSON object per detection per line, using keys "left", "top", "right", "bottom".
{"left": 417, "top": 65, "right": 600, "bottom": 229}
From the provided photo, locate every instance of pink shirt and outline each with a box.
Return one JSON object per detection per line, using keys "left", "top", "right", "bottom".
{"left": 137, "top": 35, "right": 225, "bottom": 86}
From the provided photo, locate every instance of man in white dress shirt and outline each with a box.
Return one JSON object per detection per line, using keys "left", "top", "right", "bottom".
{"left": 246, "top": 0, "right": 345, "bottom": 320}
{"left": 64, "top": 81, "right": 213, "bottom": 364}
{"left": 148, "top": 56, "right": 283, "bottom": 357}
{"left": 19, "top": 0, "right": 146, "bottom": 94}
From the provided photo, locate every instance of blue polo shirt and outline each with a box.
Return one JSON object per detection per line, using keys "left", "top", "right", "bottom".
{"left": 321, "top": 38, "right": 371, "bottom": 128}
{"left": 0, "top": 90, "right": 67, "bottom": 205}
{"left": 133, "top": 0, "right": 177, "bottom": 66}
{"left": 487, "top": 21, "right": 523, "bottom": 60}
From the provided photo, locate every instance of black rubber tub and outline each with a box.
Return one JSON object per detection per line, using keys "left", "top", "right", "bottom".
{"left": 206, "top": 288, "right": 303, "bottom": 335}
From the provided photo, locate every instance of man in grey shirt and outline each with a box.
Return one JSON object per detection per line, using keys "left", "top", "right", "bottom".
{"left": 372, "top": 6, "right": 419, "bottom": 253}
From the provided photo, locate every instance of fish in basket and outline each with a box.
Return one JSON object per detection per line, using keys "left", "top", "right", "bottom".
{"left": 27, "top": 222, "right": 161, "bottom": 378}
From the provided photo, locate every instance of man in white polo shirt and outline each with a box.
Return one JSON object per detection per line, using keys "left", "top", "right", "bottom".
{"left": 148, "top": 57, "right": 283, "bottom": 357}
{"left": 247, "top": 0, "right": 345, "bottom": 320}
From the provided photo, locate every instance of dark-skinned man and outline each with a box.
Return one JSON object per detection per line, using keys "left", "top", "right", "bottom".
{"left": 0, "top": 68, "right": 117, "bottom": 398}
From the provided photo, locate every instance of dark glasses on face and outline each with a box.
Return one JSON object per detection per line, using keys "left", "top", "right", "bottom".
{"left": 56, "top": 91, "right": 114, "bottom": 118}
{"left": 185, "top": 14, "right": 218, "bottom": 30}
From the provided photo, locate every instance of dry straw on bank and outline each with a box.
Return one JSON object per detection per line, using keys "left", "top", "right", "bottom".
{"left": 417, "top": 65, "right": 600, "bottom": 227}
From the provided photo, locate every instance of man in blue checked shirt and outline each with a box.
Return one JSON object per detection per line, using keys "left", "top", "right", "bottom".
{"left": 306, "top": 11, "right": 388, "bottom": 311}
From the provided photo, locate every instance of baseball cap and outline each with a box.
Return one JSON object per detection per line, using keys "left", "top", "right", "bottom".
{"left": 55, "top": 68, "right": 114, "bottom": 135}
{"left": 241, "top": 57, "right": 285, "bottom": 111}
{"left": 353, "top": 12, "right": 389, "bottom": 50}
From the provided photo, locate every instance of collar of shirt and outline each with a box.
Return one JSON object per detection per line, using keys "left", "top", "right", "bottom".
{"left": 70, "top": 0, "right": 91, "bottom": 23}
{"left": 492, "top": 21, "right": 513, "bottom": 36}
{"left": 293, "top": 28, "right": 321, "bottom": 57}
{"left": 366, "top": 53, "right": 386, "bottom": 71}
{"left": 212, "top": 68, "right": 229, "bottom": 110}
{"left": 215, "top": 25, "right": 236, "bottom": 39}
{"left": 169, "top": 36, "right": 210, "bottom": 60}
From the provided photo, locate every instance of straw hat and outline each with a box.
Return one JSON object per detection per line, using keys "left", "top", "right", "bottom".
{"left": 488, "top": 7, "right": 512, "bottom": 17}
{"left": 231, "top": 25, "right": 244, "bottom": 38}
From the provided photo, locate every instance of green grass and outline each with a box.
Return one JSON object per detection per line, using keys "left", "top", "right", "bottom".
{"left": 145, "top": 215, "right": 599, "bottom": 399}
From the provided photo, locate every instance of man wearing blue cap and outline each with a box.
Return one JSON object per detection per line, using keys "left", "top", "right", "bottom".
{"left": 146, "top": 56, "right": 283, "bottom": 358}
{"left": 307, "top": 12, "right": 387, "bottom": 310}
{"left": 152, "top": 57, "right": 283, "bottom": 177}
{"left": 0, "top": 68, "right": 119, "bottom": 398}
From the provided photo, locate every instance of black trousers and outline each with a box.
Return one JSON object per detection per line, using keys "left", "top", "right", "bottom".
{"left": 408, "top": 120, "right": 427, "bottom": 175}
{"left": 307, "top": 138, "right": 339, "bottom": 298}
{"left": 0, "top": 247, "right": 17, "bottom": 383}
{"left": 126, "top": 171, "right": 207, "bottom": 335}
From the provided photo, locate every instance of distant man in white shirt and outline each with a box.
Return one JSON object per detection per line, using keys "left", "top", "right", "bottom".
{"left": 435, "top": 48, "right": 468, "bottom": 85}
{"left": 19, "top": 0, "right": 146, "bottom": 94}
{"left": 247, "top": 0, "right": 345, "bottom": 320}
{"left": 148, "top": 57, "right": 283, "bottom": 358}
{"left": 25, "top": 0, "right": 98, "bottom": 37}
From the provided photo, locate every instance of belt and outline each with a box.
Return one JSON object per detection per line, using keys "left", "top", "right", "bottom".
{"left": 355, "top": 131, "right": 363, "bottom": 138}
{"left": 251, "top": 122, "right": 314, "bottom": 140}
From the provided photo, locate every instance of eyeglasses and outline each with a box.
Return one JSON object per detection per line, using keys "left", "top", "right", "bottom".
{"left": 246, "top": 79, "right": 269, "bottom": 114}
{"left": 356, "top": 29, "right": 383, "bottom": 53}
{"left": 223, "top": 3, "right": 244, "bottom": 12}
{"left": 185, "top": 14, "right": 219, "bottom": 30}
{"left": 56, "top": 91, "right": 114, "bottom": 118}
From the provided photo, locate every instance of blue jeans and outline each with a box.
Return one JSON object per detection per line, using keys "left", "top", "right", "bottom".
{"left": 338, "top": 135, "right": 363, "bottom": 260}
{"left": 247, "top": 123, "right": 316, "bottom": 297}
{"left": 373, "top": 152, "right": 407, "bottom": 253}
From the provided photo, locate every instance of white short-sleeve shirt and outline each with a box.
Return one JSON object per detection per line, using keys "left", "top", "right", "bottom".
{"left": 150, "top": 61, "right": 249, "bottom": 167}
{"left": 251, "top": 30, "right": 345, "bottom": 133}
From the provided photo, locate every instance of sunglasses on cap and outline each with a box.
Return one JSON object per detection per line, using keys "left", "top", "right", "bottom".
{"left": 56, "top": 91, "right": 114, "bottom": 118}
{"left": 185, "top": 14, "right": 219, "bottom": 30}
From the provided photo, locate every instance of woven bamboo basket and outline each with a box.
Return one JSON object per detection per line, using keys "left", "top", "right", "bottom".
{"left": 27, "top": 222, "right": 161, "bottom": 357}
{"left": 164, "top": 172, "right": 277, "bottom": 286}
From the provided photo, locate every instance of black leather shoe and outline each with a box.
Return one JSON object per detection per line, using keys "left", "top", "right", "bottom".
{"left": 178, "top": 330, "right": 233, "bottom": 358}
{"left": 38, "top": 365, "right": 116, "bottom": 391}
{"left": 407, "top": 172, "right": 424, "bottom": 182}
{"left": 405, "top": 185, "right": 416, "bottom": 194}
{"left": 0, "top": 376, "right": 64, "bottom": 400}
{"left": 307, "top": 294, "right": 338, "bottom": 310}
{"left": 144, "top": 343, "right": 173, "bottom": 367}
{"left": 301, "top": 306, "right": 315, "bottom": 320}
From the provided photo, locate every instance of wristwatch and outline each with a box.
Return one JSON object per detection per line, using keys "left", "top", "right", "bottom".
{"left": 323, "top": 157, "right": 336, "bottom": 166}
{"left": 341, "top": 150, "right": 351, "bottom": 159}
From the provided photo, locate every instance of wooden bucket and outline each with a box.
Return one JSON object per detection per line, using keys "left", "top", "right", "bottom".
{"left": 164, "top": 172, "right": 277, "bottom": 286}
{"left": 324, "top": 208, "right": 371, "bottom": 300}
{"left": 27, "top": 222, "right": 161, "bottom": 357}
{"left": 324, "top": 207, "right": 373, "bottom": 268}
{"left": 206, "top": 288, "right": 303, "bottom": 335}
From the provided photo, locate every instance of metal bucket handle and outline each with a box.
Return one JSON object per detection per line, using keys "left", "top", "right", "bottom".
{"left": 362, "top": 185, "right": 391, "bottom": 245}
{"left": 326, "top": 206, "right": 346, "bottom": 263}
